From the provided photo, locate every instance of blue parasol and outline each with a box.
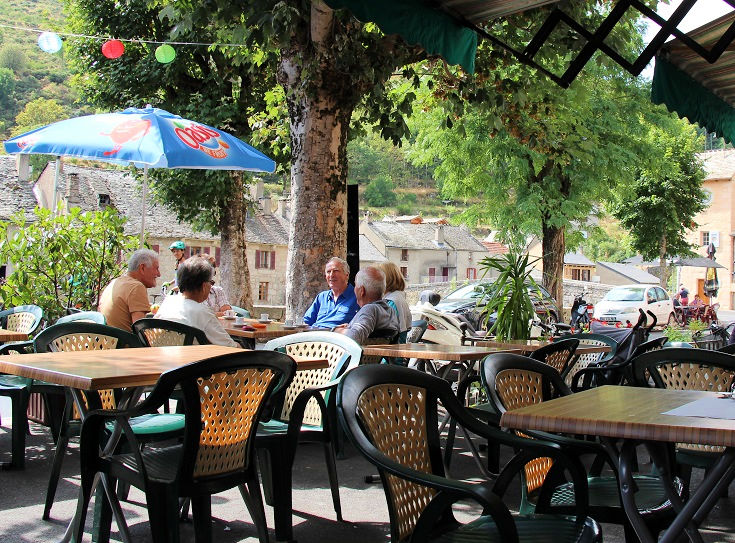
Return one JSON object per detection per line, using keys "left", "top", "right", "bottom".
{"left": 4, "top": 107, "right": 276, "bottom": 245}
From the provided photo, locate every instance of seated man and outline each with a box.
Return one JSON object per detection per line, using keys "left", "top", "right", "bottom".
{"left": 98, "top": 249, "right": 160, "bottom": 332}
{"left": 154, "top": 257, "right": 239, "bottom": 347}
{"left": 334, "top": 266, "right": 399, "bottom": 344}
{"left": 201, "top": 254, "right": 232, "bottom": 316}
{"left": 303, "top": 257, "right": 360, "bottom": 328}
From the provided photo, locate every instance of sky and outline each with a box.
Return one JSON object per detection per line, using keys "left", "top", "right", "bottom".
{"left": 639, "top": 0, "right": 734, "bottom": 78}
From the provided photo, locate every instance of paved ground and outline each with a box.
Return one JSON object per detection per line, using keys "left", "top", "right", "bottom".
{"left": 1, "top": 398, "right": 735, "bottom": 542}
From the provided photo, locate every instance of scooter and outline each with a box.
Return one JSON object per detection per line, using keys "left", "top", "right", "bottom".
{"left": 569, "top": 291, "right": 592, "bottom": 331}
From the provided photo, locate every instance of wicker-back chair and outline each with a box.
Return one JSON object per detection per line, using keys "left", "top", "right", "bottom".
{"left": 73, "top": 350, "right": 295, "bottom": 543}
{"left": 258, "top": 332, "right": 361, "bottom": 539}
{"left": 482, "top": 352, "right": 677, "bottom": 541}
{"left": 718, "top": 342, "right": 735, "bottom": 355}
{"left": 33, "top": 322, "right": 184, "bottom": 519}
{"left": 55, "top": 311, "right": 106, "bottom": 324}
{"left": 0, "top": 305, "right": 44, "bottom": 469}
{"left": 632, "top": 347, "right": 735, "bottom": 490}
{"left": 337, "top": 364, "right": 601, "bottom": 543}
{"left": 406, "top": 319, "right": 428, "bottom": 343}
{"left": 529, "top": 337, "right": 579, "bottom": 377}
{"left": 556, "top": 333, "right": 618, "bottom": 390}
{"left": 133, "top": 317, "right": 210, "bottom": 346}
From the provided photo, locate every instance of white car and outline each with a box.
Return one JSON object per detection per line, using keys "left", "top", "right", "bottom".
{"left": 593, "top": 284, "right": 674, "bottom": 327}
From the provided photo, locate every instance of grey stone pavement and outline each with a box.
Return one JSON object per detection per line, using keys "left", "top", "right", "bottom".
{"left": 2, "top": 386, "right": 735, "bottom": 542}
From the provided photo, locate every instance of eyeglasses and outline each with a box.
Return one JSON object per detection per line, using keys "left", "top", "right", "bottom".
{"left": 208, "top": 280, "right": 215, "bottom": 285}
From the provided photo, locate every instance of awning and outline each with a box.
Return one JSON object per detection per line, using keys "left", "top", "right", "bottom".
{"left": 652, "top": 12, "right": 735, "bottom": 143}
{"left": 671, "top": 257, "right": 726, "bottom": 269}
{"left": 323, "top": 0, "right": 558, "bottom": 74}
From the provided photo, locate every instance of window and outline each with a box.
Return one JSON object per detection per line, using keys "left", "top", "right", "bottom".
{"left": 258, "top": 282, "right": 269, "bottom": 301}
{"left": 466, "top": 268, "right": 477, "bottom": 280}
{"left": 581, "top": 269, "right": 590, "bottom": 281}
{"left": 400, "top": 266, "right": 408, "bottom": 279}
{"left": 255, "top": 250, "right": 276, "bottom": 269}
{"left": 401, "top": 249, "right": 409, "bottom": 261}
{"left": 428, "top": 267, "right": 436, "bottom": 282}
{"left": 191, "top": 246, "right": 202, "bottom": 256}
{"left": 151, "top": 244, "right": 159, "bottom": 254}
{"left": 701, "top": 231, "right": 710, "bottom": 246}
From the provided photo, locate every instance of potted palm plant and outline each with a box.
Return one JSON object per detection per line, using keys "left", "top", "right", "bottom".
{"left": 477, "top": 250, "right": 542, "bottom": 340}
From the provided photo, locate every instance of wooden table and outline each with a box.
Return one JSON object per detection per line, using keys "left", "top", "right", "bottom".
{"left": 0, "top": 328, "right": 28, "bottom": 343}
{"left": 474, "top": 338, "right": 610, "bottom": 355}
{"left": 221, "top": 319, "right": 305, "bottom": 348}
{"left": 0, "top": 345, "right": 327, "bottom": 543}
{"left": 501, "top": 386, "right": 735, "bottom": 543}
{"left": 361, "top": 342, "right": 529, "bottom": 359}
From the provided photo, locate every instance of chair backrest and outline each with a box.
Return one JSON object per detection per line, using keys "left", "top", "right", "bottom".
{"left": 56, "top": 311, "right": 106, "bottom": 325}
{"left": 631, "top": 347, "right": 735, "bottom": 391}
{"left": 629, "top": 336, "right": 668, "bottom": 359}
{"left": 718, "top": 343, "right": 735, "bottom": 355}
{"left": 337, "top": 364, "right": 458, "bottom": 542}
{"left": 0, "top": 305, "right": 44, "bottom": 335}
{"left": 558, "top": 333, "right": 618, "bottom": 387}
{"left": 34, "top": 322, "right": 142, "bottom": 409}
{"left": 231, "top": 305, "right": 251, "bottom": 318}
{"left": 529, "top": 337, "right": 579, "bottom": 375}
{"left": 133, "top": 317, "right": 210, "bottom": 346}
{"left": 263, "top": 332, "right": 362, "bottom": 425}
{"left": 481, "top": 352, "right": 571, "bottom": 496}
{"left": 693, "top": 332, "right": 726, "bottom": 350}
{"left": 406, "top": 319, "right": 428, "bottom": 343}
{"left": 115, "top": 350, "right": 295, "bottom": 486}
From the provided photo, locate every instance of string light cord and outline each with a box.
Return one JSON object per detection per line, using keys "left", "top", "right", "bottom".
{"left": 0, "top": 22, "right": 249, "bottom": 48}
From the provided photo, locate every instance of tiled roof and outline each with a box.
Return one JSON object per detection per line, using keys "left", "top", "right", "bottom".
{"left": 698, "top": 149, "right": 735, "bottom": 181}
{"left": 0, "top": 156, "right": 39, "bottom": 220}
{"left": 46, "top": 163, "right": 286, "bottom": 245}
{"left": 359, "top": 234, "right": 387, "bottom": 262}
{"left": 365, "top": 221, "right": 486, "bottom": 252}
{"left": 564, "top": 252, "right": 594, "bottom": 266}
{"left": 597, "top": 261, "right": 661, "bottom": 284}
{"left": 482, "top": 241, "right": 509, "bottom": 254}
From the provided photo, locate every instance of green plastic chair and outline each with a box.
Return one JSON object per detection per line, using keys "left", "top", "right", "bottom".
{"left": 258, "top": 332, "right": 362, "bottom": 541}
{"left": 33, "top": 322, "right": 185, "bottom": 520}
{"left": 56, "top": 311, "right": 106, "bottom": 325}
{"left": 231, "top": 305, "right": 251, "bottom": 318}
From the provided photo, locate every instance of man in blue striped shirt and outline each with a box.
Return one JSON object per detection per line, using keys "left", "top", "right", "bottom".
{"left": 303, "top": 257, "right": 361, "bottom": 328}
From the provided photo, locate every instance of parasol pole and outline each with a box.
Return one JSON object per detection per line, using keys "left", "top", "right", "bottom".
{"left": 140, "top": 165, "right": 147, "bottom": 247}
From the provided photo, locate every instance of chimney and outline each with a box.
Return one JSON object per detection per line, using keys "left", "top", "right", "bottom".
{"left": 277, "top": 197, "right": 288, "bottom": 218}
{"left": 66, "top": 173, "right": 81, "bottom": 208}
{"left": 435, "top": 225, "right": 445, "bottom": 244}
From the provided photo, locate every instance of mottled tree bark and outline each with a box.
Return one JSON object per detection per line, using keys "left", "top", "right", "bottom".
{"left": 542, "top": 221, "right": 565, "bottom": 311}
{"left": 219, "top": 177, "right": 253, "bottom": 312}
{"left": 658, "top": 236, "right": 670, "bottom": 288}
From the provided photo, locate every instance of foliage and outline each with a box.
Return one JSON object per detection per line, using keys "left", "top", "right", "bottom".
{"left": 11, "top": 97, "right": 67, "bottom": 135}
{"left": 612, "top": 114, "right": 706, "bottom": 281}
{"left": 363, "top": 175, "right": 397, "bottom": 207}
{"left": 0, "top": 44, "right": 27, "bottom": 74}
{"left": 477, "top": 251, "right": 541, "bottom": 340}
{"left": 662, "top": 325, "right": 690, "bottom": 343}
{"left": 582, "top": 220, "right": 635, "bottom": 263}
{"left": 0, "top": 67, "right": 15, "bottom": 108}
{"left": 0, "top": 206, "right": 139, "bottom": 321}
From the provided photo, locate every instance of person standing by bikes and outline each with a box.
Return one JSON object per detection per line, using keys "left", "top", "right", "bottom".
{"left": 165, "top": 240, "right": 187, "bottom": 293}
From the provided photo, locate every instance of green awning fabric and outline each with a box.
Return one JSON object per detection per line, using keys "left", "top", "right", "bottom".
{"left": 652, "top": 57, "right": 735, "bottom": 144}
{"left": 324, "top": 0, "right": 477, "bottom": 73}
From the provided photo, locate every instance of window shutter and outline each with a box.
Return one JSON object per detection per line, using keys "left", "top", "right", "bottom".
{"left": 215, "top": 247, "right": 221, "bottom": 266}
{"left": 184, "top": 247, "right": 190, "bottom": 258}
{"left": 255, "top": 250, "right": 261, "bottom": 268}
{"left": 270, "top": 251, "right": 276, "bottom": 269}
{"left": 151, "top": 244, "right": 159, "bottom": 254}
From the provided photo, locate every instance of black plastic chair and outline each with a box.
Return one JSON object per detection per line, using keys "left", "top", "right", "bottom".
{"left": 72, "top": 350, "right": 296, "bottom": 543}
{"left": 482, "top": 352, "right": 678, "bottom": 542}
{"left": 406, "top": 319, "right": 428, "bottom": 343}
{"left": 0, "top": 304, "right": 45, "bottom": 468}
{"left": 133, "top": 317, "right": 210, "bottom": 346}
{"left": 337, "top": 364, "right": 601, "bottom": 543}
{"left": 33, "top": 322, "right": 185, "bottom": 520}
{"left": 258, "top": 332, "right": 362, "bottom": 541}
{"left": 718, "top": 342, "right": 735, "bottom": 355}
{"left": 554, "top": 333, "right": 618, "bottom": 390}
{"left": 632, "top": 347, "right": 735, "bottom": 494}
{"left": 529, "top": 337, "right": 580, "bottom": 379}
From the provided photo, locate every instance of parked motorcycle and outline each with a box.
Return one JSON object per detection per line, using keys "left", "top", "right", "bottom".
{"left": 569, "top": 291, "right": 592, "bottom": 331}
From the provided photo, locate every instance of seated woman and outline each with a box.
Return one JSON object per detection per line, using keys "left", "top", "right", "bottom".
{"left": 201, "top": 254, "right": 232, "bottom": 316}
{"left": 154, "top": 257, "right": 239, "bottom": 347}
{"left": 689, "top": 294, "right": 705, "bottom": 321}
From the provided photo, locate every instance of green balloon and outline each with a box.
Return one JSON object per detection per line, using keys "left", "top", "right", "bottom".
{"left": 155, "top": 44, "right": 176, "bottom": 64}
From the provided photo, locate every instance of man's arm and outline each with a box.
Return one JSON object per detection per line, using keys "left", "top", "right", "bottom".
{"left": 342, "top": 306, "right": 377, "bottom": 345}
{"left": 130, "top": 311, "right": 148, "bottom": 324}
{"left": 302, "top": 295, "right": 321, "bottom": 325}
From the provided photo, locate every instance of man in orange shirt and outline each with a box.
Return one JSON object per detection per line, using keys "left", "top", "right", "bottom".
{"left": 98, "top": 249, "right": 160, "bottom": 332}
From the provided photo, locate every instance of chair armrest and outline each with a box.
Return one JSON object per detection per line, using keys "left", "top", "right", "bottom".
{"left": 0, "top": 340, "right": 33, "bottom": 355}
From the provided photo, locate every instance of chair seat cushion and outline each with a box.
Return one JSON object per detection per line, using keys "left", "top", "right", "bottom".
{"left": 551, "top": 475, "right": 671, "bottom": 514}
{"left": 105, "top": 413, "right": 185, "bottom": 436}
{"left": 258, "top": 419, "right": 321, "bottom": 434}
{"left": 431, "top": 513, "right": 600, "bottom": 542}
{"left": 0, "top": 375, "right": 32, "bottom": 389}
{"left": 116, "top": 444, "right": 182, "bottom": 483}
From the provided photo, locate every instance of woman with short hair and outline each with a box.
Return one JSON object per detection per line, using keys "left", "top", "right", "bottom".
{"left": 154, "top": 257, "right": 238, "bottom": 347}
{"left": 379, "top": 262, "right": 412, "bottom": 339}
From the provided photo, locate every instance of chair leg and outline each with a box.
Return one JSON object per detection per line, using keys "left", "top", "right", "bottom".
{"left": 44, "top": 396, "right": 74, "bottom": 519}
{"left": 191, "top": 494, "right": 212, "bottom": 543}
{"left": 322, "top": 441, "right": 343, "bottom": 521}
{"left": 145, "top": 483, "right": 180, "bottom": 543}
{"left": 71, "top": 470, "right": 97, "bottom": 543}
{"left": 7, "top": 387, "right": 30, "bottom": 470}
{"left": 257, "top": 448, "right": 275, "bottom": 506}
{"left": 239, "top": 475, "right": 269, "bottom": 543}
{"left": 265, "top": 445, "right": 294, "bottom": 543}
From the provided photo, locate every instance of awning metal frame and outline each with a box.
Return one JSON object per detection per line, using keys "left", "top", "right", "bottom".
{"left": 455, "top": 0, "right": 735, "bottom": 87}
